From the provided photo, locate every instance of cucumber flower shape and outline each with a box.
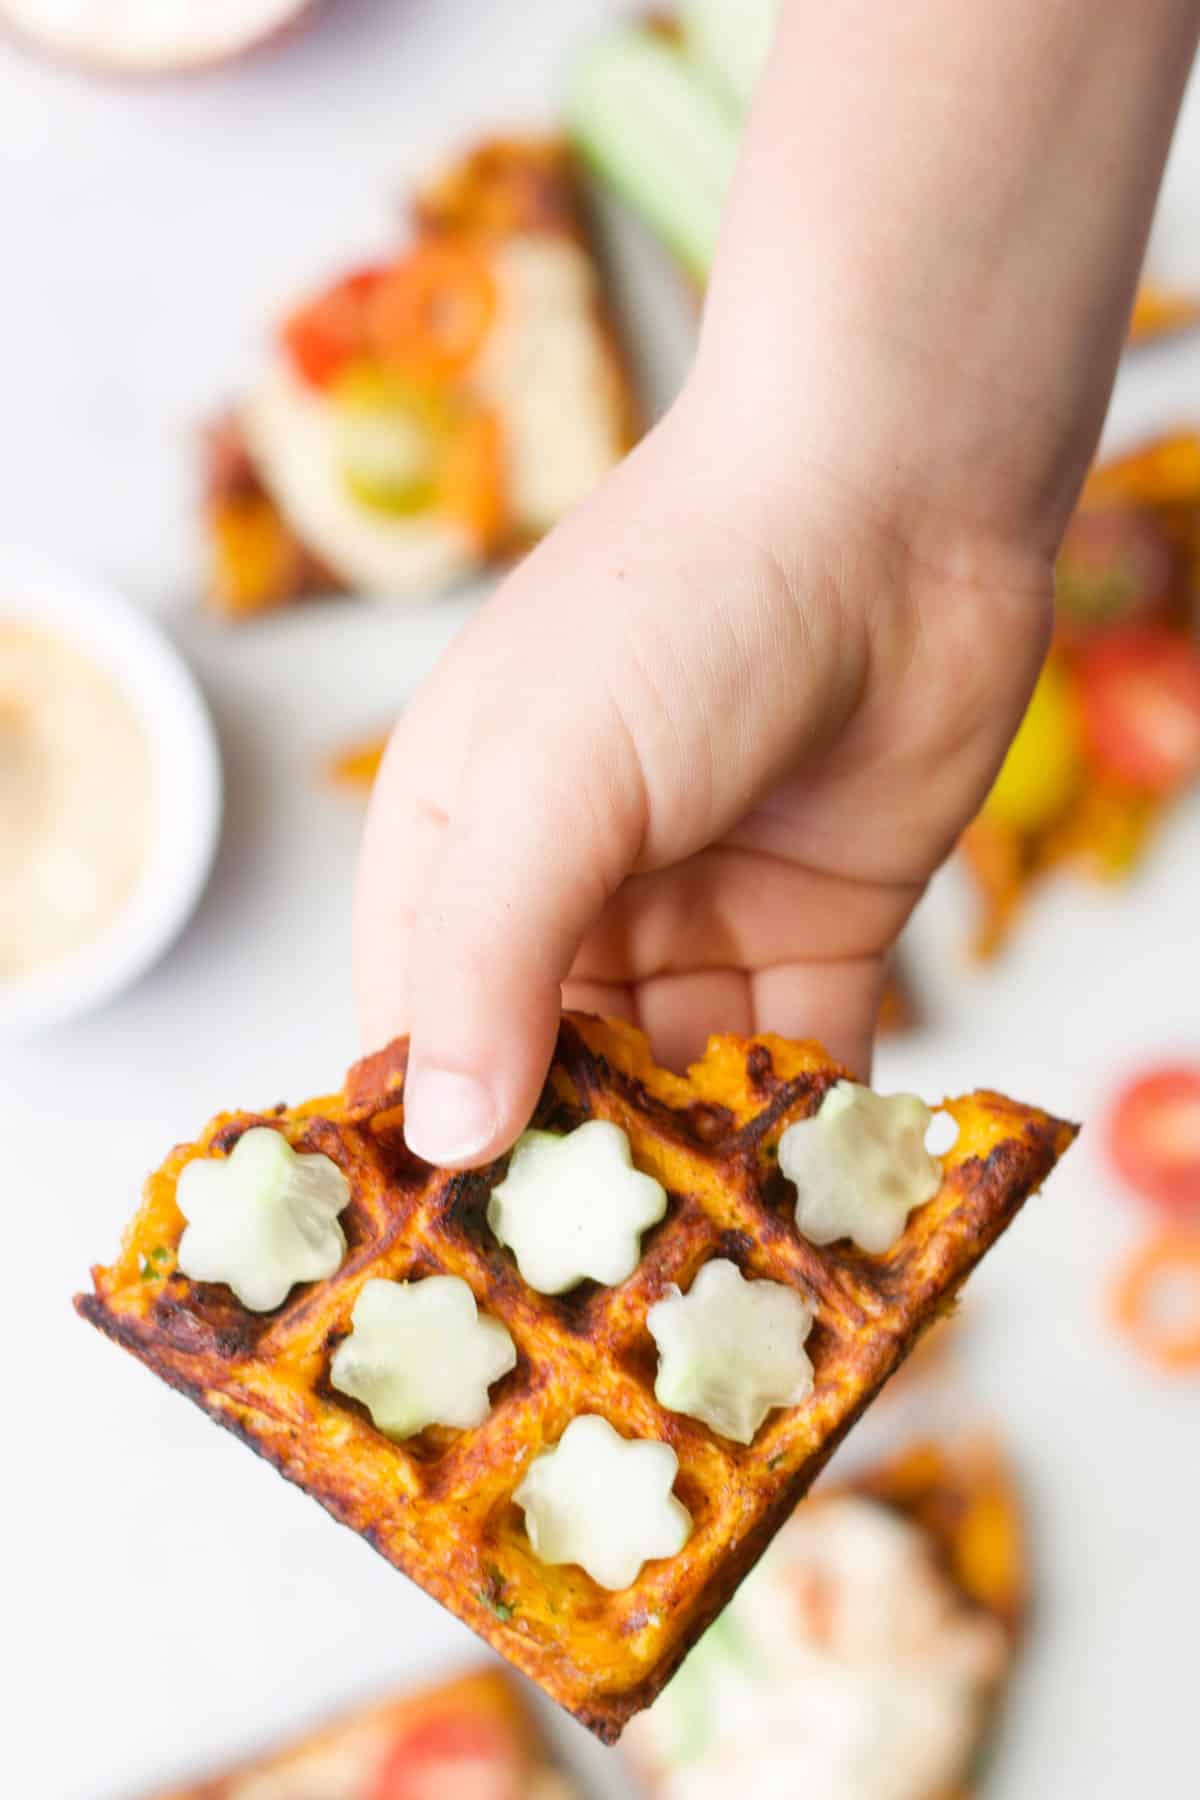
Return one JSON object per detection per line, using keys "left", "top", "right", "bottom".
{"left": 648, "top": 1259, "right": 815, "bottom": 1444}
{"left": 176, "top": 1127, "right": 350, "bottom": 1312}
{"left": 779, "top": 1082, "right": 943, "bottom": 1255}
{"left": 330, "top": 1275, "right": 516, "bottom": 1438}
{"left": 488, "top": 1120, "right": 667, "bottom": 1294}
{"left": 515, "top": 1415, "right": 692, "bottom": 1590}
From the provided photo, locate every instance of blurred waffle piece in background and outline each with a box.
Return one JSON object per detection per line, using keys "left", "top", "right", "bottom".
{"left": 203, "top": 139, "right": 638, "bottom": 618}
{"left": 625, "top": 1434, "right": 1025, "bottom": 1799}
{"left": 962, "top": 432, "right": 1200, "bottom": 955}
{"left": 147, "top": 1665, "right": 576, "bottom": 1800}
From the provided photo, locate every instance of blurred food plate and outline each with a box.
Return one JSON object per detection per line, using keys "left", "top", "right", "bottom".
{"left": 625, "top": 1435, "right": 1025, "bottom": 1800}
{"left": 203, "top": 139, "right": 638, "bottom": 619}
{"left": 143, "top": 1663, "right": 576, "bottom": 1800}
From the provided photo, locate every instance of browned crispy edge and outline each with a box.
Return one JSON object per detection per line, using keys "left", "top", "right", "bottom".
{"left": 74, "top": 1096, "right": 1071, "bottom": 1743}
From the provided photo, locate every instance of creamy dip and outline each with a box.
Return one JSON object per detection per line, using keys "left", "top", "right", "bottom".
{"left": 0, "top": 620, "right": 154, "bottom": 980}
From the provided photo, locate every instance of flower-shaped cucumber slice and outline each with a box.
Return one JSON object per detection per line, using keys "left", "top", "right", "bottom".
{"left": 487, "top": 1120, "right": 667, "bottom": 1294}
{"left": 648, "top": 1259, "right": 814, "bottom": 1444}
{"left": 778, "top": 1082, "right": 942, "bottom": 1254}
{"left": 330, "top": 1275, "right": 516, "bottom": 1437}
{"left": 514, "top": 1415, "right": 691, "bottom": 1590}
{"left": 176, "top": 1127, "right": 349, "bottom": 1311}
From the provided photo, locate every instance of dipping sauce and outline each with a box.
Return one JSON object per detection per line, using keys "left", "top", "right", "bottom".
{"left": 0, "top": 620, "right": 155, "bottom": 980}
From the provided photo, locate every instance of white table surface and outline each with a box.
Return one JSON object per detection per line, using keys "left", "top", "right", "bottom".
{"left": 3, "top": 4, "right": 1198, "bottom": 1795}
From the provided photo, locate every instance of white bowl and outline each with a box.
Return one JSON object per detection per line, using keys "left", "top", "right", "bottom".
{"left": 0, "top": 552, "right": 222, "bottom": 1034}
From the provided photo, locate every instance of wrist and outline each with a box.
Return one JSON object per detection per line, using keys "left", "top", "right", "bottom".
{"left": 673, "top": 351, "right": 1054, "bottom": 641}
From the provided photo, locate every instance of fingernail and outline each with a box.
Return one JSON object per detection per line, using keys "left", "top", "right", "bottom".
{"left": 403, "top": 1065, "right": 497, "bottom": 1165}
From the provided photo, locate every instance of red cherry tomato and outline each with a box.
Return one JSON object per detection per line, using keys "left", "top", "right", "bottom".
{"left": 1055, "top": 506, "right": 1177, "bottom": 637}
{"left": 1077, "top": 627, "right": 1200, "bottom": 793}
{"left": 1109, "top": 1066, "right": 1200, "bottom": 1216}
{"left": 280, "top": 266, "right": 384, "bottom": 389}
{"left": 370, "top": 1715, "right": 518, "bottom": 1800}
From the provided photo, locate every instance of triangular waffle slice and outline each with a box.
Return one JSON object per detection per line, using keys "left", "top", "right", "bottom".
{"left": 77, "top": 1016, "right": 1075, "bottom": 1742}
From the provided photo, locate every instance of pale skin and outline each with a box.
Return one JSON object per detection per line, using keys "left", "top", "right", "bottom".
{"left": 357, "top": 0, "right": 1200, "bottom": 1168}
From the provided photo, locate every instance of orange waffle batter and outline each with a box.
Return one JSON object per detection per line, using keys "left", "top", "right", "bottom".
{"left": 77, "top": 1016, "right": 1073, "bottom": 1740}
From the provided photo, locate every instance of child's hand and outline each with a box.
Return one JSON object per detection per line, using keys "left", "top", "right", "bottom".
{"left": 355, "top": 381, "right": 1049, "bottom": 1162}
{"left": 355, "top": 0, "right": 1199, "bottom": 1168}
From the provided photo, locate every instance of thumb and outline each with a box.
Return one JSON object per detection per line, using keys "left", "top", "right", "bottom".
{"left": 400, "top": 680, "right": 647, "bottom": 1168}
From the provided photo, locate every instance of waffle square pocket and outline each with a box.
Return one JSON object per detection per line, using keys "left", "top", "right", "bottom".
{"left": 77, "top": 1015, "right": 1074, "bottom": 1740}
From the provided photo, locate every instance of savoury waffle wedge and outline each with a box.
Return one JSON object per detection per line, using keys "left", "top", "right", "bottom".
{"left": 77, "top": 1016, "right": 1074, "bottom": 1742}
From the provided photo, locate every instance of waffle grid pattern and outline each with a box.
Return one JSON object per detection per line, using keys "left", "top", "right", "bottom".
{"left": 78, "top": 1015, "right": 1073, "bottom": 1739}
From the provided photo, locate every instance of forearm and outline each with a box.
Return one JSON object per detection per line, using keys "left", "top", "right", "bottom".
{"left": 699, "top": 0, "right": 1200, "bottom": 555}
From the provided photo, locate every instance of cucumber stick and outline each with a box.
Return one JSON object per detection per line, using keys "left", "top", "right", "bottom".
{"left": 680, "top": 0, "right": 781, "bottom": 115}
{"left": 567, "top": 27, "right": 740, "bottom": 278}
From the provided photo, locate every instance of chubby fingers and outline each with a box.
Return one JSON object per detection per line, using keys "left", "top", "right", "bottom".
{"left": 354, "top": 648, "right": 473, "bottom": 1057}
{"left": 353, "top": 409, "right": 863, "bottom": 1167}
{"left": 563, "top": 949, "right": 886, "bottom": 1084}
{"left": 354, "top": 555, "right": 650, "bottom": 1168}
{"left": 398, "top": 681, "right": 645, "bottom": 1167}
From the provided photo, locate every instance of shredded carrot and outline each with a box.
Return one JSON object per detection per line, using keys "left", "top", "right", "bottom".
{"left": 1110, "top": 1231, "right": 1200, "bottom": 1372}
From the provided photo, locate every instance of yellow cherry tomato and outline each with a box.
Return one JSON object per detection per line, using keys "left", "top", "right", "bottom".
{"left": 983, "top": 659, "right": 1084, "bottom": 832}
{"left": 332, "top": 363, "right": 446, "bottom": 516}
